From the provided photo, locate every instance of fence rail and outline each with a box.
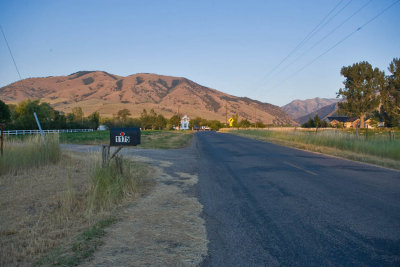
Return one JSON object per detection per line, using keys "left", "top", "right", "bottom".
{"left": 0, "top": 129, "right": 94, "bottom": 135}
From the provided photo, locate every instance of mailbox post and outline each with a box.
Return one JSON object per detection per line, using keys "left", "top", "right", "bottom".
{"left": 102, "top": 128, "right": 141, "bottom": 168}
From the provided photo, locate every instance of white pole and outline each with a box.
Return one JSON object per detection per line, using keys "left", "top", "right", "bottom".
{"left": 33, "top": 112, "right": 46, "bottom": 144}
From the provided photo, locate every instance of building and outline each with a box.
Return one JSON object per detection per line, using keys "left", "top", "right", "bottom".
{"left": 180, "top": 115, "right": 190, "bottom": 130}
{"left": 327, "top": 116, "right": 383, "bottom": 128}
{"left": 327, "top": 116, "right": 359, "bottom": 128}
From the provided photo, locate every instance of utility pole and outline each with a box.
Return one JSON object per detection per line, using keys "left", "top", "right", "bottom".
{"left": 225, "top": 102, "right": 228, "bottom": 126}
{"left": 254, "top": 106, "right": 257, "bottom": 128}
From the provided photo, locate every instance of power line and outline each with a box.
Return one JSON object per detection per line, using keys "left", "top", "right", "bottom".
{"left": 0, "top": 25, "right": 22, "bottom": 81}
{"left": 259, "top": 0, "right": 346, "bottom": 82}
{"left": 274, "top": 0, "right": 372, "bottom": 78}
{"left": 269, "top": 0, "right": 400, "bottom": 90}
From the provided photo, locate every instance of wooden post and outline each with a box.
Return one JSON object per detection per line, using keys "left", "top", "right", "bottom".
{"left": 0, "top": 124, "right": 3, "bottom": 156}
{"left": 102, "top": 145, "right": 110, "bottom": 168}
{"left": 366, "top": 124, "right": 368, "bottom": 140}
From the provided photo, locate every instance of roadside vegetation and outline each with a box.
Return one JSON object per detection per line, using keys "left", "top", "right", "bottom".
{"left": 0, "top": 136, "right": 154, "bottom": 266}
{"left": 0, "top": 134, "right": 60, "bottom": 175}
{"left": 59, "top": 130, "right": 193, "bottom": 149}
{"left": 229, "top": 128, "right": 400, "bottom": 169}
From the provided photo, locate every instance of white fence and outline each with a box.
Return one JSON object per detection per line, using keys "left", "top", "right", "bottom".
{"left": 1, "top": 129, "right": 94, "bottom": 135}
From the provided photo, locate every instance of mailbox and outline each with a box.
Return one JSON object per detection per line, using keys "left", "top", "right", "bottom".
{"left": 110, "top": 128, "right": 141, "bottom": 146}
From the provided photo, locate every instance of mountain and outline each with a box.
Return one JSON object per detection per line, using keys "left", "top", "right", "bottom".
{"left": 281, "top": 97, "right": 340, "bottom": 120}
{"left": 0, "top": 71, "right": 296, "bottom": 125}
{"left": 297, "top": 102, "right": 339, "bottom": 124}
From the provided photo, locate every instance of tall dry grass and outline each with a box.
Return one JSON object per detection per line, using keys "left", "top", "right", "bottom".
{"left": 234, "top": 129, "right": 400, "bottom": 161}
{"left": 0, "top": 134, "right": 60, "bottom": 175}
{"left": 87, "top": 155, "right": 151, "bottom": 216}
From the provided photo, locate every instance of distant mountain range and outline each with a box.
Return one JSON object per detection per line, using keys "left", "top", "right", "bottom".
{"left": 296, "top": 102, "right": 339, "bottom": 124}
{"left": 281, "top": 97, "right": 340, "bottom": 120}
{"left": 0, "top": 71, "right": 296, "bottom": 125}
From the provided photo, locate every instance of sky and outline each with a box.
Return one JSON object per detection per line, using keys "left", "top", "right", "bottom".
{"left": 0, "top": 0, "right": 399, "bottom": 106}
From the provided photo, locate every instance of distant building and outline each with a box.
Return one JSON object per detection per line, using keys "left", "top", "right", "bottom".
{"left": 180, "top": 115, "right": 190, "bottom": 130}
{"left": 327, "top": 116, "right": 383, "bottom": 128}
{"left": 97, "top": 125, "right": 108, "bottom": 131}
{"left": 327, "top": 116, "right": 359, "bottom": 128}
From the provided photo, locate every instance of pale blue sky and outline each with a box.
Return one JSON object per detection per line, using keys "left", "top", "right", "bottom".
{"left": 1, "top": 0, "right": 399, "bottom": 106}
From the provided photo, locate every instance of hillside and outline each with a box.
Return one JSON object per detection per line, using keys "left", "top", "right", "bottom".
{"left": 0, "top": 71, "right": 296, "bottom": 125}
{"left": 281, "top": 97, "right": 339, "bottom": 120}
{"left": 297, "top": 102, "right": 339, "bottom": 124}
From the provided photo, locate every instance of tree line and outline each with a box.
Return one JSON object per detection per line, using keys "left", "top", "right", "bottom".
{"left": 337, "top": 58, "right": 400, "bottom": 128}
{"left": 0, "top": 100, "right": 230, "bottom": 130}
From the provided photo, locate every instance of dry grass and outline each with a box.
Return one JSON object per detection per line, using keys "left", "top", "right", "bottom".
{"left": 0, "top": 135, "right": 60, "bottom": 175}
{"left": 0, "top": 151, "right": 154, "bottom": 266}
{"left": 229, "top": 129, "right": 400, "bottom": 170}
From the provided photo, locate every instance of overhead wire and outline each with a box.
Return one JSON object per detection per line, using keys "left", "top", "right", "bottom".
{"left": 274, "top": 0, "right": 373, "bottom": 77}
{"left": 258, "top": 0, "right": 346, "bottom": 82}
{"left": 269, "top": 0, "right": 400, "bottom": 91}
{"left": 0, "top": 24, "right": 23, "bottom": 81}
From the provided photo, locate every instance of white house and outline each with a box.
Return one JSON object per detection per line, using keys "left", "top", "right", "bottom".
{"left": 180, "top": 115, "right": 190, "bottom": 130}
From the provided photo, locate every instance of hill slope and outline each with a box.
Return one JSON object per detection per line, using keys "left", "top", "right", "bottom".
{"left": 297, "top": 102, "right": 339, "bottom": 124}
{"left": 0, "top": 71, "right": 296, "bottom": 125}
{"left": 282, "top": 97, "right": 339, "bottom": 120}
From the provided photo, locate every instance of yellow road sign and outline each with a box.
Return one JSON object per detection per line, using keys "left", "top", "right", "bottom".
{"left": 228, "top": 117, "right": 234, "bottom": 127}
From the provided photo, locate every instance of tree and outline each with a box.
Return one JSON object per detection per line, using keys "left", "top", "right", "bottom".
{"left": 0, "top": 100, "right": 10, "bottom": 123}
{"left": 380, "top": 58, "right": 400, "bottom": 127}
{"left": 155, "top": 114, "right": 167, "bottom": 130}
{"left": 169, "top": 114, "right": 180, "bottom": 129}
{"left": 302, "top": 118, "right": 315, "bottom": 128}
{"left": 337, "top": 61, "right": 384, "bottom": 128}
{"left": 72, "top": 107, "right": 83, "bottom": 123}
{"left": 116, "top": 108, "right": 131, "bottom": 123}
{"left": 88, "top": 111, "right": 100, "bottom": 129}
{"left": 313, "top": 115, "right": 321, "bottom": 127}
{"left": 149, "top": 109, "right": 157, "bottom": 130}
{"left": 239, "top": 119, "right": 251, "bottom": 128}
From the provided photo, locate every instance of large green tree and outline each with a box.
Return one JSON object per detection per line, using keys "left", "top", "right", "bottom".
{"left": 337, "top": 61, "right": 384, "bottom": 128}
{"left": 169, "top": 114, "right": 180, "bottom": 129}
{"left": 380, "top": 58, "right": 400, "bottom": 126}
{"left": 0, "top": 100, "right": 11, "bottom": 123}
{"left": 88, "top": 111, "right": 100, "bottom": 129}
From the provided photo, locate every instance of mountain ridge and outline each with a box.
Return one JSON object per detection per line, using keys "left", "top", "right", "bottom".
{"left": 0, "top": 71, "right": 296, "bottom": 125}
{"left": 282, "top": 97, "right": 340, "bottom": 120}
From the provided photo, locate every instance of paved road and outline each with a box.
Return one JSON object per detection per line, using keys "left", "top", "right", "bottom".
{"left": 196, "top": 132, "right": 400, "bottom": 266}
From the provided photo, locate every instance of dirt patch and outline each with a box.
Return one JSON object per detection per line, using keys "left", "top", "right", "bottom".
{"left": 81, "top": 139, "right": 208, "bottom": 266}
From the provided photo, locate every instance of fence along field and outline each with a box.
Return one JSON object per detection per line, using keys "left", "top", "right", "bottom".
{"left": 229, "top": 128, "right": 400, "bottom": 170}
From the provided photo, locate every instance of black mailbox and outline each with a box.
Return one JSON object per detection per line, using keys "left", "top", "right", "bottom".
{"left": 110, "top": 128, "right": 141, "bottom": 146}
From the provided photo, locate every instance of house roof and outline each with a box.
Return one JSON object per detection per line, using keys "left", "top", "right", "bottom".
{"left": 327, "top": 116, "right": 359, "bottom": 123}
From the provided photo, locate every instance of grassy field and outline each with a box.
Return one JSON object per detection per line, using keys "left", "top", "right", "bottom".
{"left": 228, "top": 128, "right": 400, "bottom": 170}
{"left": 0, "top": 135, "right": 60, "bottom": 175}
{"left": 59, "top": 130, "right": 193, "bottom": 149}
{"left": 0, "top": 138, "right": 154, "bottom": 266}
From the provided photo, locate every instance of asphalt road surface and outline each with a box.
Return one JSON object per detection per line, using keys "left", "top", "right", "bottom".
{"left": 196, "top": 132, "right": 400, "bottom": 266}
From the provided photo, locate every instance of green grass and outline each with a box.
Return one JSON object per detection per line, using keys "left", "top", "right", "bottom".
{"left": 36, "top": 217, "right": 117, "bottom": 266}
{"left": 59, "top": 130, "right": 193, "bottom": 149}
{"left": 87, "top": 156, "right": 152, "bottom": 214}
{"left": 0, "top": 134, "right": 60, "bottom": 175}
{"left": 230, "top": 129, "right": 400, "bottom": 169}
